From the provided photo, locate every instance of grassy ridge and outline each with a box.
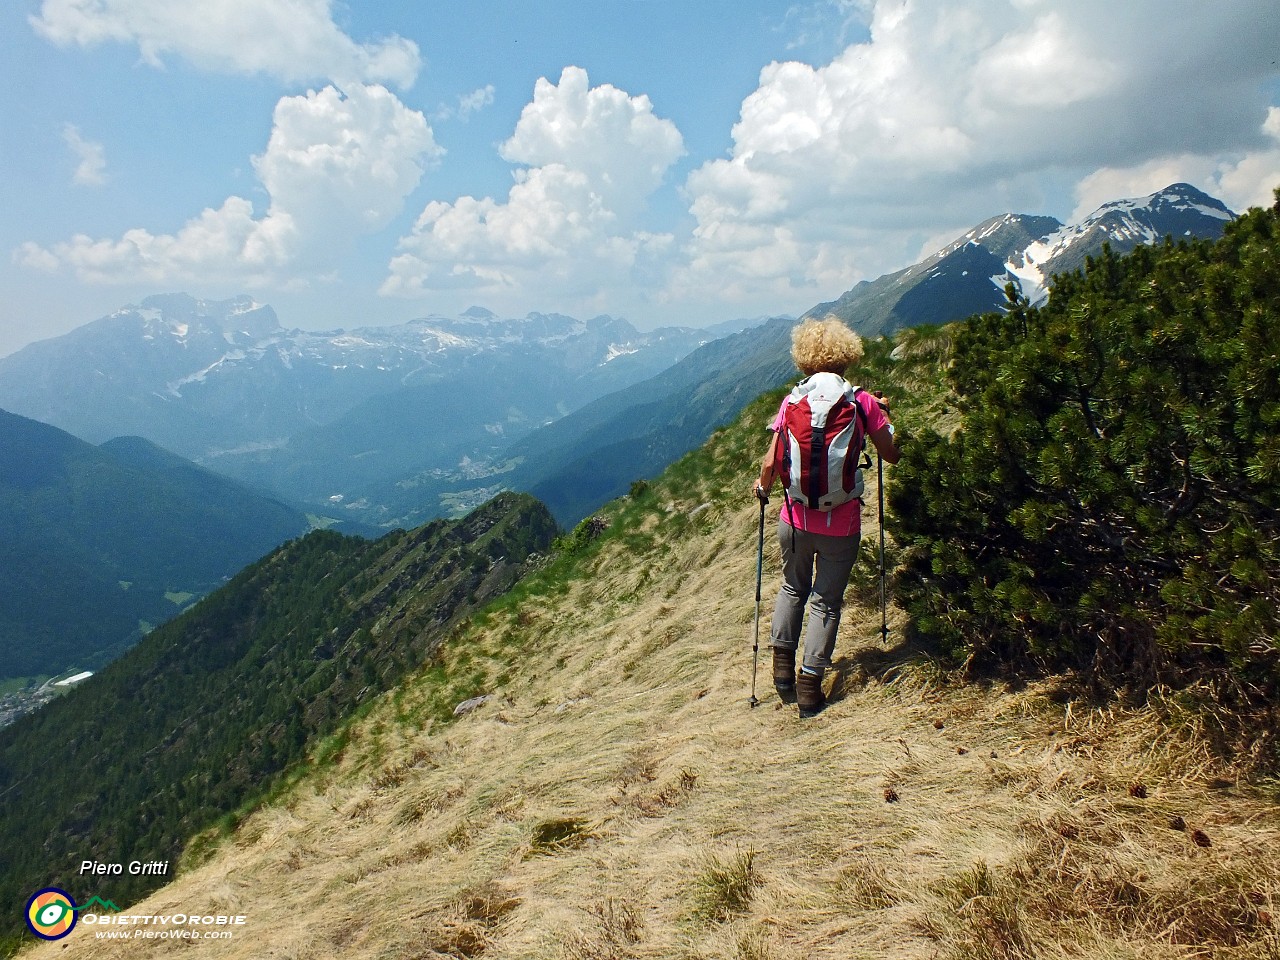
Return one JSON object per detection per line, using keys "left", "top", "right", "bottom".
{"left": 19, "top": 340, "right": 1276, "bottom": 960}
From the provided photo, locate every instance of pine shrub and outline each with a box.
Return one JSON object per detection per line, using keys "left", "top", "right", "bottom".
{"left": 891, "top": 192, "right": 1280, "bottom": 755}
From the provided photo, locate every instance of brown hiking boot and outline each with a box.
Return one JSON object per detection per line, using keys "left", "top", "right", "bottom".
{"left": 797, "top": 669, "right": 826, "bottom": 718}
{"left": 772, "top": 647, "right": 796, "bottom": 702}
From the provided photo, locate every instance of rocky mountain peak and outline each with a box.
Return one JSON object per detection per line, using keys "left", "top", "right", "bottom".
{"left": 805, "top": 182, "right": 1236, "bottom": 335}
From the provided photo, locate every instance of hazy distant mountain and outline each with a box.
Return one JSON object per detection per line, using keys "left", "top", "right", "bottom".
{"left": 0, "top": 296, "right": 716, "bottom": 525}
{"left": 0, "top": 408, "right": 311, "bottom": 682}
{"left": 807, "top": 183, "right": 1235, "bottom": 335}
{"left": 503, "top": 316, "right": 796, "bottom": 525}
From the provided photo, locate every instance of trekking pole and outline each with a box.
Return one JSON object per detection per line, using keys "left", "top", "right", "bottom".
{"left": 873, "top": 390, "right": 891, "bottom": 645}
{"left": 749, "top": 493, "right": 767, "bottom": 708}
{"left": 877, "top": 451, "right": 888, "bottom": 644}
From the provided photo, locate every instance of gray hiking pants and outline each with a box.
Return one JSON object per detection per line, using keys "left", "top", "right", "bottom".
{"left": 770, "top": 520, "right": 860, "bottom": 671}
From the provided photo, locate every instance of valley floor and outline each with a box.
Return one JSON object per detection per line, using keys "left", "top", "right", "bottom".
{"left": 26, "top": 412, "right": 1280, "bottom": 960}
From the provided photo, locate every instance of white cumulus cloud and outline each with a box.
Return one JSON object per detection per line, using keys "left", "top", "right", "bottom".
{"left": 458, "top": 85, "right": 496, "bottom": 118}
{"left": 383, "top": 67, "right": 684, "bottom": 311}
{"left": 434, "top": 84, "right": 496, "bottom": 123}
{"left": 62, "top": 123, "right": 106, "bottom": 186}
{"left": 21, "top": 84, "right": 441, "bottom": 287}
{"left": 674, "top": 0, "right": 1280, "bottom": 311}
{"left": 30, "top": 0, "right": 420, "bottom": 88}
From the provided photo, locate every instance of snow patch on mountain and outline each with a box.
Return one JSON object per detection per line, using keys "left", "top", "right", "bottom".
{"left": 165, "top": 350, "right": 248, "bottom": 397}
{"left": 228, "top": 298, "right": 267, "bottom": 315}
{"left": 601, "top": 344, "right": 640, "bottom": 364}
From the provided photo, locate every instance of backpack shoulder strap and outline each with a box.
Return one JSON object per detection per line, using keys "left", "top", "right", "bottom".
{"left": 848, "top": 384, "right": 868, "bottom": 429}
{"left": 848, "top": 385, "right": 871, "bottom": 461}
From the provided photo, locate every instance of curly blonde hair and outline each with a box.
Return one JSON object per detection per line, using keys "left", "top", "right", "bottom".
{"left": 791, "top": 316, "right": 864, "bottom": 376}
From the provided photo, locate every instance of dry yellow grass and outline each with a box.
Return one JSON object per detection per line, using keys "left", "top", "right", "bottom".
{"left": 26, "top": 420, "right": 1280, "bottom": 960}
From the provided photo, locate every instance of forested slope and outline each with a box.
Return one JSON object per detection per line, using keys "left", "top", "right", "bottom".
{"left": 0, "top": 411, "right": 311, "bottom": 681}
{"left": 0, "top": 493, "right": 557, "bottom": 947}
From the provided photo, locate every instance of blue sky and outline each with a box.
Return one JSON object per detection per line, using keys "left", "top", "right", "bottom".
{"left": 2, "top": 0, "right": 1279, "bottom": 357}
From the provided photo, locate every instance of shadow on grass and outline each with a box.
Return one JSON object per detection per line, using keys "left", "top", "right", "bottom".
{"left": 828, "top": 628, "right": 943, "bottom": 705}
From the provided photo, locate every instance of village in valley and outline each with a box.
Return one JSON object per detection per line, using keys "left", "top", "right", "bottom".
{"left": 0, "top": 671, "right": 92, "bottom": 729}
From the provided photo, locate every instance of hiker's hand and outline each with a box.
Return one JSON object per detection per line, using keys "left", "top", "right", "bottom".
{"left": 753, "top": 483, "right": 770, "bottom": 504}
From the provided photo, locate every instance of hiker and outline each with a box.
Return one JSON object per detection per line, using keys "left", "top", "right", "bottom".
{"left": 753, "top": 317, "right": 900, "bottom": 718}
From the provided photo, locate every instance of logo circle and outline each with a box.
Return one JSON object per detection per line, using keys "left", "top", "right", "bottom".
{"left": 26, "top": 888, "right": 78, "bottom": 941}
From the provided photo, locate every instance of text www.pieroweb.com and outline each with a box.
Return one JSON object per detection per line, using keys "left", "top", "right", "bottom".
{"left": 82, "top": 914, "right": 246, "bottom": 941}
{"left": 93, "top": 928, "right": 236, "bottom": 941}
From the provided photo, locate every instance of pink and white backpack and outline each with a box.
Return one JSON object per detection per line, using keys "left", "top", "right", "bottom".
{"left": 775, "top": 372, "right": 869, "bottom": 511}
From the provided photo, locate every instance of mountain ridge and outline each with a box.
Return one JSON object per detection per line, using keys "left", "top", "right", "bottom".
{"left": 0, "top": 183, "right": 1239, "bottom": 535}
{"left": 806, "top": 182, "right": 1235, "bottom": 335}
{"left": 0, "top": 296, "right": 709, "bottom": 453}
{"left": 489, "top": 184, "right": 1236, "bottom": 527}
